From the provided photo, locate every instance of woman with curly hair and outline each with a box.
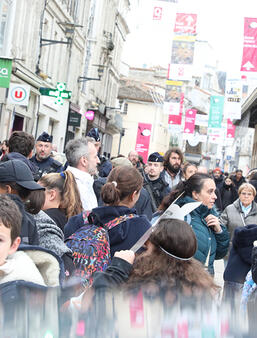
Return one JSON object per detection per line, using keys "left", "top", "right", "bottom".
{"left": 38, "top": 170, "right": 83, "bottom": 232}
{"left": 91, "top": 218, "right": 218, "bottom": 297}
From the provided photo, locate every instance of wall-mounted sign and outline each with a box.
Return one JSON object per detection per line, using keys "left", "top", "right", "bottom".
{"left": 40, "top": 82, "right": 71, "bottom": 105}
{"left": 7, "top": 83, "right": 30, "bottom": 106}
{"left": 0, "top": 58, "right": 12, "bottom": 88}
{"left": 68, "top": 112, "right": 81, "bottom": 127}
{"left": 85, "top": 110, "right": 95, "bottom": 120}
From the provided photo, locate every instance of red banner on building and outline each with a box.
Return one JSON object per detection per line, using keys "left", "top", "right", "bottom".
{"left": 227, "top": 119, "right": 236, "bottom": 138}
{"left": 135, "top": 123, "right": 152, "bottom": 163}
{"left": 174, "top": 13, "right": 197, "bottom": 35}
{"left": 184, "top": 108, "right": 197, "bottom": 134}
{"left": 241, "top": 17, "right": 257, "bottom": 72}
{"left": 168, "top": 112, "right": 182, "bottom": 125}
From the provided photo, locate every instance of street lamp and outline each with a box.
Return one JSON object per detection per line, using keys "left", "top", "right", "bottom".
{"left": 78, "top": 65, "right": 105, "bottom": 82}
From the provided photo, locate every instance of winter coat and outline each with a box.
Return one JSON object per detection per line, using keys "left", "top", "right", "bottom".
{"left": 92, "top": 256, "right": 133, "bottom": 290}
{"left": 64, "top": 206, "right": 151, "bottom": 257}
{"left": 219, "top": 182, "right": 238, "bottom": 211}
{"left": 33, "top": 210, "right": 74, "bottom": 275}
{"left": 93, "top": 177, "right": 153, "bottom": 221}
{"left": 2, "top": 152, "right": 39, "bottom": 180}
{"left": 30, "top": 155, "right": 63, "bottom": 179}
{"left": 7, "top": 194, "right": 39, "bottom": 245}
{"left": 213, "top": 175, "right": 224, "bottom": 191}
{"left": 249, "top": 179, "right": 257, "bottom": 203}
{"left": 219, "top": 199, "right": 257, "bottom": 241}
{"left": 224, "top": 224, "right": 257, "bottom": 284}
{"left": 44, "top": 208, "right": 67, "bottom": 232}
{"left": 176, "top": 195, "right": 229, "bottom": 274}
{"left": 143, "top": 175, "right": 171, "bottom": 211}
{"left": 251, "top": 246, "right": 257, "bottom": 284}
{"left": 0, "top": 251, "right": 46, "bottom": 286}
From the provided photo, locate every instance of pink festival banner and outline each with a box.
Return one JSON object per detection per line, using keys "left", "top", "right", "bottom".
{"left": 135, "top": 123, "right": 152, "bottom": 163}
{"left": 241, "top": 17, "right": 257, "bottom": 72}
{"left": 226, "top": 119, "right": 236, "bottom": 138}
{"left": 184, "top": 108, "right": 197, "bottom": 134}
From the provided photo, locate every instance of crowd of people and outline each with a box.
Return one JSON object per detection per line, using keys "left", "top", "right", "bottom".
{"left": 0, "top": 130, "right": 257, "bottom": 335}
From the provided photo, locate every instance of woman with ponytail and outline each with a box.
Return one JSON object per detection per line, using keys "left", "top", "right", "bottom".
{"left": 64, "top": 166, "right": 152, "bottom": 257}
{"left": 39, "top": 171, "right": 83, "bottom": 231}
{"left": 158, "top": 173, "right": 229, "bottom": 274}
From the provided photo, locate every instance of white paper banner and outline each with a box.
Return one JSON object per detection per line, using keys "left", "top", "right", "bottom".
{"left": 223, "top": 78, "right": 242, "bottom": 119}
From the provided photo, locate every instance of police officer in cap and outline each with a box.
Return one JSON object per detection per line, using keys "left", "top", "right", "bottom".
{"left": 30, "top": 132, "right": 63, "bottom": 179}
{"left": 142, "top": 152, "right": 171, "bottom": 212}
{"left": 87, "top": 128, "right": 112, "bottom": 177}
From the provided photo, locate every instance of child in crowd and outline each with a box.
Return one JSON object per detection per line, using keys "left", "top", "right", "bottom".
{"left": 0, "top": 159, "right": 45, "bottom": 245}
{"left": 0, "top": 195, "right": 45, "bottom": 286}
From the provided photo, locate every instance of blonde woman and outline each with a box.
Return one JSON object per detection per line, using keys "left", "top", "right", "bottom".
{"left": 220, "top": 183, "right": 257, "bottom": 241}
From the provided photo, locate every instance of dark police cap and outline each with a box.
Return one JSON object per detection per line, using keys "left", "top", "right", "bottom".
{"left": 87, "top": 128, "right": 100, "bottom": 142}
{"left": 37, "top": 132, "right": 53, "bottom": 143}
{"left": 0, "top": 160, "right": 45, "bottom": 191}
{"left": 148, "top": 152, "right": 163, "bottom": 162}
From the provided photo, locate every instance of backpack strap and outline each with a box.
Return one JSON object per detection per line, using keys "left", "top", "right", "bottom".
{"left": 82, "top": 210, "right": 91, "bottom": 225}
{"left": 103, "top": 214, "right": 136, "bottom": 231}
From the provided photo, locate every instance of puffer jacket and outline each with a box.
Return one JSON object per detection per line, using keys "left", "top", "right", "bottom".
{"left": 224, "top": 224, "right": 257, "bottom": 284}
{"left": 177, "top": 195, "right": 229, "bottom": 274}
{"left": 219, "top": 199, "right": 257, "bottom": 241}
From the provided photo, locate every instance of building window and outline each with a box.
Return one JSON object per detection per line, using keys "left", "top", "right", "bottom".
{"left": 0, "top": 0, "right": 9, "bottom": 52}
{"left": 122, "top": 102, "right": 128, "bottom": 115}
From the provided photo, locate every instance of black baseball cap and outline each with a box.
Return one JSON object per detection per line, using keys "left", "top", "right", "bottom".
{"left": 0, "top": 160, "right": 45, "bottom": 191}
{"left": 148, "top": 152, "right": 164, "bottom": 163}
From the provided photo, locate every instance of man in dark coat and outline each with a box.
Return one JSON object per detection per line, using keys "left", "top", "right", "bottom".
{"left": 142, "top": 152, "right": 170, "bottom": 212}
{"left": 2, "top": 131, "right": 40, "bottom": 180}
{"left": 30, "top": 132, "right": 63, "bottom": 179}
{"left": 212, "top": 167, "right": 224, "bottom": 191}
{"left": 231, "top": 169, "right": 246, "bottom": 191}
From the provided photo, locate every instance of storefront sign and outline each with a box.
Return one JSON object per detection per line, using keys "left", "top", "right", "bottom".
{"left": 68, "top": 112, "right": 81, "bottom": 127}
{"left": 7, "top": 83, "right": 30, "bottom": 106}
{"left": 0, "top": 58, "right": 12, "bottom": 88}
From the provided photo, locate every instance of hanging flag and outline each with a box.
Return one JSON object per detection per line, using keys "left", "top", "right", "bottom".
{"left": 174, "top": 13, "right": 197, "bottom": 35}
{"left": 135, "top": 123, "right": 152, "bottom": 164}
{"left": 195, "top": 113, "right": 209, "bottom": 127}
{"left": 184, "top": 108, "right": 197, "bottom": 134}
{"left": 163, "top": 80, "right": 183, "bottom": 115}
{"left": 227, "top": 119, "right": 236, "bottom": 138}
{"left": 153, "top": 7, "right": 162, "bottom": 20}
{"left": 168, "top": 13, "right": 197, "bottom": 81}
{"left": 241, "top": 18, "right": 257, "bottom": 72}
{"left": 224, "top": 77, "right": 242, "bottom": 119}
{"left": 208, "top": 96, "right": 224, "bottom": 128}
{"left": 168, "top": 112, "right": 182, "bottom": 125}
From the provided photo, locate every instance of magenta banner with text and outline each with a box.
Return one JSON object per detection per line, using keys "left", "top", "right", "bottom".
{"left": 184, "top": 108, "right": 197, "bottom": 134}
{"left": 241, "top": 17, "right": 257, "bottom": 72}
{"left": 135, "top": 123, "right": 152, "bottom": 163}
{"left": 227, "top": 119, "right": 236, "bottom": 138}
